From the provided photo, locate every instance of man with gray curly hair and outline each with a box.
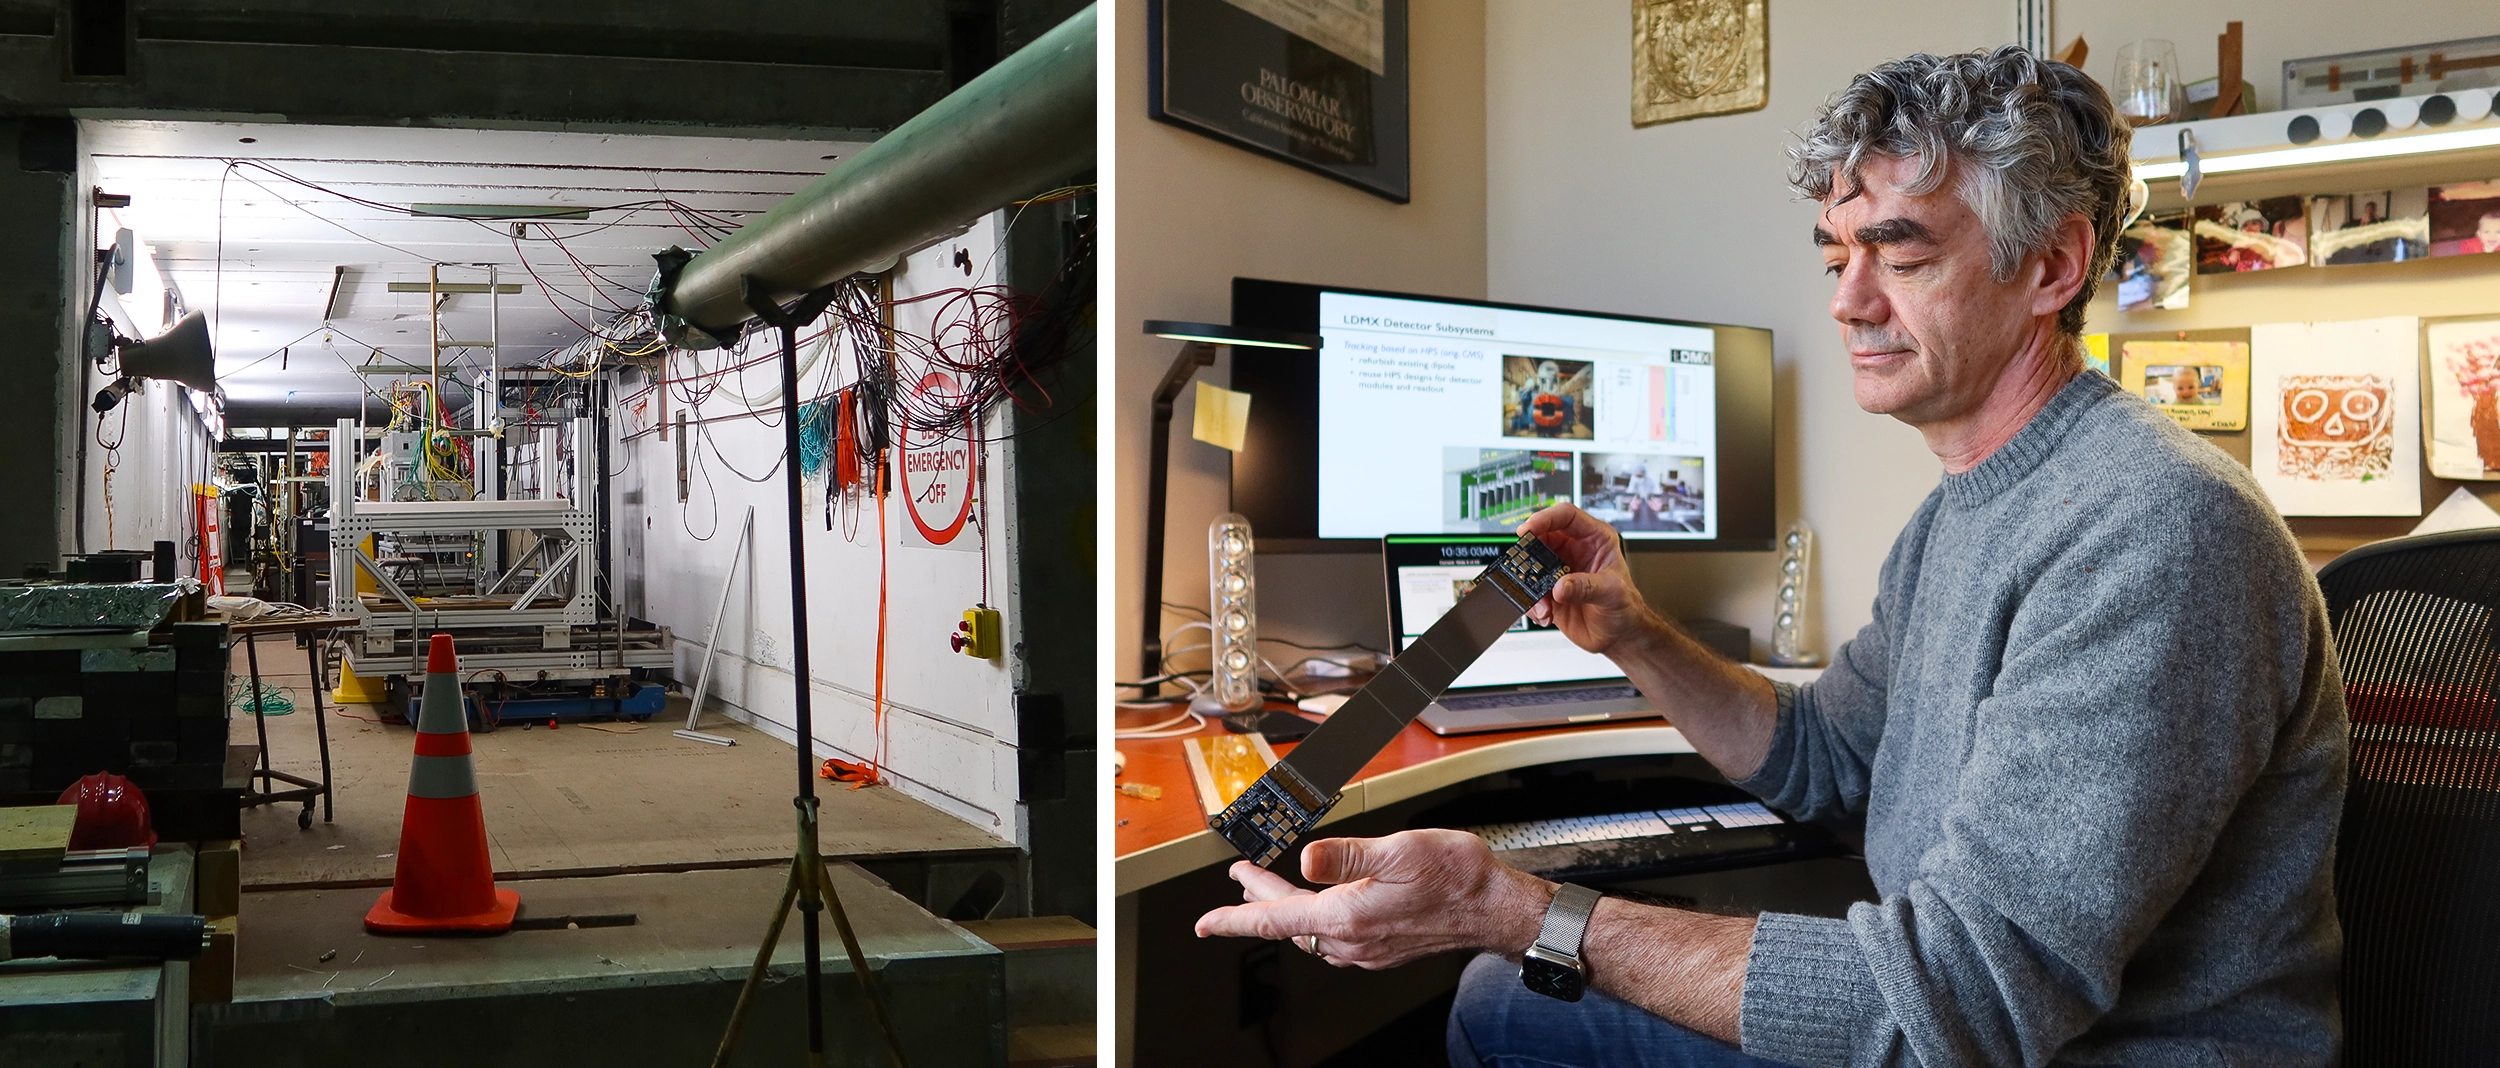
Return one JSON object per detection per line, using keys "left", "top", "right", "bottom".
{"left": 1196, "top": 46, "right": 2344, "bottom": 1067}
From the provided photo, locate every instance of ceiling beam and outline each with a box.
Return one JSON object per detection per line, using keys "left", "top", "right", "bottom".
{"left": 0, "top": 7, "right": 953, "bottom": 137}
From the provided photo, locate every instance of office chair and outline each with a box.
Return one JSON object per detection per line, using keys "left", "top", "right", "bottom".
{"left": 2315, "top": 529, "right": 2500, "bottom": 1067}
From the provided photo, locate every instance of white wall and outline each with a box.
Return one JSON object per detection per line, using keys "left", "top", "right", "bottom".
{"left": 1112, "top": 0, "right": 1489, "bottom": 672}
{"left": 80, "top": 374, "right": 217, "bottom": 572}
{"left": 614, "top": 222, "right": 1025, "bottom": 843}
{"left": 1488, "top": 0, "right": 2500, "bottom": 655}
{"left": 77, "top": 217, "right": 217, "bottom": 577}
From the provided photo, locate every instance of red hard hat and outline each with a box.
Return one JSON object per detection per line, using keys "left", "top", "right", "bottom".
{"left": 56, "top": 771, "right": 159, "bottom": 851}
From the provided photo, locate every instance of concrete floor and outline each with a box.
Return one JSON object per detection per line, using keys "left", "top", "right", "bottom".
{"left": 225, "top": 637, "right": 1006, "bottom": 889}
{"left": 199, "top": 862, "right": 1006, "bottom": 1066}
{"left": 167, "top": 635, "right": 1063, "bottom": 1066}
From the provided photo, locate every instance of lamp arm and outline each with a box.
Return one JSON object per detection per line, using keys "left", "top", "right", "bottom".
{"left": 1150, "top": 341, "right": 1217, "bottom": 413}
{"left": 1141, "top": 341, "right": 1218, "bottom": 696}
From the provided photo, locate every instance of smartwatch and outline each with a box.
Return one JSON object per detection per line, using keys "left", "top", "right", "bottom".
{"left": 1519, "top": 882, "right": 1601, "bottom": 1001}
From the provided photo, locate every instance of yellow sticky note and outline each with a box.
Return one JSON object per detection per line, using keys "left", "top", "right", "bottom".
{"left": 2082, "top": 333, "right": 2109, "bottom": 375}
{"left": 1192, "top": 380, "right": 1252, "bottom": 451}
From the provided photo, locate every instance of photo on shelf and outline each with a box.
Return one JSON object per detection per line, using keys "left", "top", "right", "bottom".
{"left": 2117, "top": 210, "right": 2192, "bottom": 311}
{"left": 2118, "top": 339, "right": 2249, "bottom": 432}
{"left": 2249, "top": 317, "right": 2422, "bottom": 517}
{"left": 2191, "top": 196, "right": 2308, "bottom": 273}
{"left": 1577, "top": 452, "right": 1706, "bottom": 533}
{"left": 2427, "top": 180, "right": 2500, "bottom": 258}
{"left": 1442, "top": 447, "right": 1573, "bottom": 532}
{"left": 2306, "top": 189, "right": 2431, "bottom": 266}
{"left": 2425, "top": 315, "right": 2500, "bottom": 480}
{"left": 1499, "top": 355, "right": 1595, "bottom": 440}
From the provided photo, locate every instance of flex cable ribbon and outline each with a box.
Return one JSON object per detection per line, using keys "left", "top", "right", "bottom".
{"left": 1211, "top": 535, "right": 1570, "bottom": 867}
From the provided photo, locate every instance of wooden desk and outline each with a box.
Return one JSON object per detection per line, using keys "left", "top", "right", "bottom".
{"left": 1113, "top": 666, "right": 1821, "bottom": 894}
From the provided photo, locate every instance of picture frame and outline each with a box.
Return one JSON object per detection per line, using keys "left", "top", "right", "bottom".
{"left": 2422, "top": 313, "right": 2500, "bottom": 481}
{"left": 1632, "top": 0, "right": 1769, "bottom": 127}
{"left": 2118, "top": 337, "right": 2250, "bottom": 432}
{"left": 1146, "top": 0, "right": 1411, "bottom": 203}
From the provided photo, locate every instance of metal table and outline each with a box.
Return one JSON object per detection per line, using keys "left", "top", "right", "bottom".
{"left": 227, "top": 613, "right": 353, "bottom": 829}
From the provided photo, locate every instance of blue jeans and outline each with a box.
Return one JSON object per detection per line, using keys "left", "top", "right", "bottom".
{"left": 1446, "top": 954, "right": 1792, "bottom": 1068}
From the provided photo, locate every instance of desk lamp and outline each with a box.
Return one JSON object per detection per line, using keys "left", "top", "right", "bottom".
{"left": 1139, "top": 320, "right": 1321, "bottom": 697}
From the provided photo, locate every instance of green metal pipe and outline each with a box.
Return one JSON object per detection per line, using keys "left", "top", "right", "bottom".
{"left": 657, "top": 4, "right": 1094, "bottom": 344}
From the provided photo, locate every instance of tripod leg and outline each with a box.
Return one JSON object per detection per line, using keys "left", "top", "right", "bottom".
{"left": 801, "top": 899, "right": 827, "bottom": 1068}
{"left": 709, "top": 858, "right": 802, "bottom": 1068}
{"left": 794, "top": 794, "right": 830, "bottom": 1068}
{"left": 820, "top": 858, "right": 911, "bottom": 1068}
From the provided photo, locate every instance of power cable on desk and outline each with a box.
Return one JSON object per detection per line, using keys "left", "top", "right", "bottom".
{"left": 1157, "top": 601, "right": 1379, "bottom": 653}
{"left": 1114, "top": 706, "right": 1205, "bottom": 739}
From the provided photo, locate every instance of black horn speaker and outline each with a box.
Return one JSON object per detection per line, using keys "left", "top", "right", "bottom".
{"left": 117, "top": 311, "right": 215, "bottom": 393}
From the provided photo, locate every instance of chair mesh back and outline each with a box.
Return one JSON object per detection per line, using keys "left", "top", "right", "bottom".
{"left": 2317, "top": 532, "right": 2500, "bottom": 1066}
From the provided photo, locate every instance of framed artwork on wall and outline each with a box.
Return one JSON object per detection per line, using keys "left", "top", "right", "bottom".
{"left": 1147, "top": 0, "right": 1411, "bottom": 203}
{"left": 2423, "top": 314, "right": 2500, "bottom": 480}
{"left": 2250, "top": 317, "right": 2422, "bottom": 517}
{"left": 1632, "top": 0, "right": 1768, "bottom": 127}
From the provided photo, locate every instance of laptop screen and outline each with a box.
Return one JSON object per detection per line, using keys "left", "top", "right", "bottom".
{"left": 1383, "top": 535, "right": 1624, "bottom": 690}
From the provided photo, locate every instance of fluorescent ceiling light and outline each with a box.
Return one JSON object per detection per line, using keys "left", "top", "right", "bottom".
{"left": 384, "top": 282, "right": 524, "bottom": 294}
{"left": 2135, "top": 124, "right": 2500, "bottom": 180}
{"left": 408, "top": 203, "right": 591, "bottom": 220}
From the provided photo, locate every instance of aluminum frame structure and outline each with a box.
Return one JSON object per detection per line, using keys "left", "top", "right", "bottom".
{"left": 327, "top": 416, "right": 598, "bottom": 630}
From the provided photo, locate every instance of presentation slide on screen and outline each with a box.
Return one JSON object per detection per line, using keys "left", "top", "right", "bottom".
{"left": 1316, "top": 292, "right": 1718, "bottom": 541}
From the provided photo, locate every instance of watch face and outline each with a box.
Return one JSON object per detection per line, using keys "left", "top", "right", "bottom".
{"left": 1520, "top": 952, "right": 1586, "bottom": 1002}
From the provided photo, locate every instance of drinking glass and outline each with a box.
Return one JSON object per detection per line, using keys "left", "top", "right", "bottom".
{"left": 2114, "top": 39, "right": 2183, "bottom": 126}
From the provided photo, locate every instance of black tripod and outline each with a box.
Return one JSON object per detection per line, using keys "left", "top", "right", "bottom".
{"left": 708, "top": 278, "right": 907, "bottom": 1068}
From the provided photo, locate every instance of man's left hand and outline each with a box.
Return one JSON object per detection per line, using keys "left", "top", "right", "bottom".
{"left": 1194, "top": 829, "right": 1555, "bottom": 969}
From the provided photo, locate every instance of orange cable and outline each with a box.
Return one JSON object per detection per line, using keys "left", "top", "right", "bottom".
{"left": 865, "top": 460, "right": 890, "bottom": 788}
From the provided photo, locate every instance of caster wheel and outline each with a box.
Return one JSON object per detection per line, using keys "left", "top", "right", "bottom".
{"left": 298, "top": 807, "right": 314, "bottom": 830}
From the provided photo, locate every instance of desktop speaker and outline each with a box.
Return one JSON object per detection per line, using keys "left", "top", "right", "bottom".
{"left": 1201, "top": 513, "right": 1261, "bottom": 713}
{"left": 1769, "top": 521, "right": 1820, "bottom": 667}
{"left": 118, "top": 311, "right": 216, "bottom": 393}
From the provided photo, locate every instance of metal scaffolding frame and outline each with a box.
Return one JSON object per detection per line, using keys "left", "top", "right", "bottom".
{"left": 326, "top": 416, "right": 598, "bottom": 630}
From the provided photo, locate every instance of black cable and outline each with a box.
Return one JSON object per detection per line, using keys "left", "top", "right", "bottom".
{"left": 1264, "top": 638, "right": 1384, "bottom": 654}
{"left": 1114, "top": 670, "right": 1212, "bottom": 690}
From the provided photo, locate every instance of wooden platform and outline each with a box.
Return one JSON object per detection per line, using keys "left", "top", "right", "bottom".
{"left": 227, "top": 640, "right": 1007, "bottom": 890}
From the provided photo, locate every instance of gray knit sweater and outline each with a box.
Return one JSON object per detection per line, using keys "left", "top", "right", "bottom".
{"left": 1734, "top": 371, "right": 2347, "bottom": 1067}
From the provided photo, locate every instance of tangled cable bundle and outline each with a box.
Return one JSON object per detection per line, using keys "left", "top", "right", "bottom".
{"left": 796, "top": 396, "right": 838, "bottom": 481}
{"left": 230, "top": 679, "right": 295, "bottom": 716}
{"left": 817, "top": 222, "right": 1095, "bottom": 442}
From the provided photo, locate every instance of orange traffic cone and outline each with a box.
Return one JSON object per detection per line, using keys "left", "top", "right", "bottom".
{"left": 365, "top": 634, "right": 520, "bottom": 934}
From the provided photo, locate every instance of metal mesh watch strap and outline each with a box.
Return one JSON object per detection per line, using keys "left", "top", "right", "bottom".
{"left": 1534, "top": 882, "right": 1601, "bottom": 959}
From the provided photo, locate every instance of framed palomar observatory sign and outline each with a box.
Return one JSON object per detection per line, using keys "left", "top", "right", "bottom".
{"left": 1147, "top": 0, "right": 1411, "bottom": 203}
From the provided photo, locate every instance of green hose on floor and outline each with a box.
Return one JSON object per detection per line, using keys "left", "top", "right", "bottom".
{"left": 230, "top": 678, "right": 295, "bottom": 716}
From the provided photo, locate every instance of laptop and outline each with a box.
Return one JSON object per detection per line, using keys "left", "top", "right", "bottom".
{"left": 1382, "top": 534, "right": 1660, "bottom": 735}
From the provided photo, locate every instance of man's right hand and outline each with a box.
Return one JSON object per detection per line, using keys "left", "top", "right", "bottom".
{"left": 1518, "top": 503, "right": 1664, "bottom": 659}
{"left": 1518, "top": 502, "right": 1780, "bottom": 781}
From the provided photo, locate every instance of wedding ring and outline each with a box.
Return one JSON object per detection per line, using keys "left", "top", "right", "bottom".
{"left": 1299, "top": 934, "right": 1319, "bottom": 955}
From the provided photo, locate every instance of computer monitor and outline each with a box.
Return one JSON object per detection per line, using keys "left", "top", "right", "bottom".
{"left": 1229, "top": 278, "right": 1775, "bottom": 551}
{"left": 1383, "top": 534, "right": 1621, "bottom": 689}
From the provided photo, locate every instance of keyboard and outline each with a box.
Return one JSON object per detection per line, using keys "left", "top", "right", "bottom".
{"left": 1468, "top": 801, "right": 1786, "bottom": 852}
{"left": 1437, "top": 684, "right": 1639, "bottom": 711}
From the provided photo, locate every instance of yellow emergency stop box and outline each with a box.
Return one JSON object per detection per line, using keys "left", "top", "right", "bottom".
{"left": 954, "top": 607, "right": 1000, "bottom": 660}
